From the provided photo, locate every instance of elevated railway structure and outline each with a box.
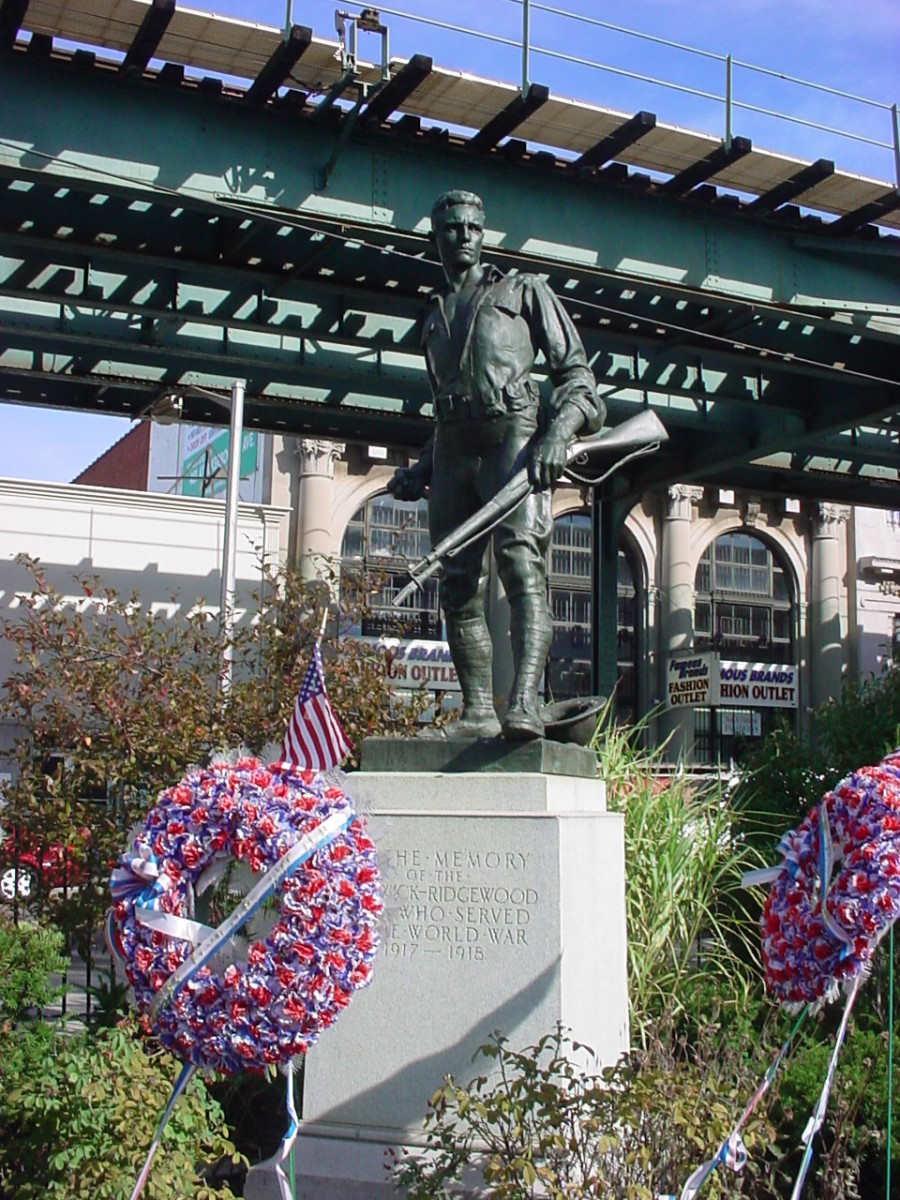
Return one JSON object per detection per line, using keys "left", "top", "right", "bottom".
{"left": 0, "top": 0, "right": 898, "bottom": 688}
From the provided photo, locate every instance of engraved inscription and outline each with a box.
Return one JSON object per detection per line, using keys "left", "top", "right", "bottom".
{"left": 381, "top": 846, "right": 539, "bottom": 962}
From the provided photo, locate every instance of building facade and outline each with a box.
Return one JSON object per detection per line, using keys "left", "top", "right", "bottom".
{"left": 33, "top": 419, "right": 900, "bottom": 766}
{"left": 0, "top": 474, "right": 290, "bottom": 777}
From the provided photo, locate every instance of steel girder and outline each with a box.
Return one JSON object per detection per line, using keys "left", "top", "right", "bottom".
{"left": 1, "top": 45, "right": 899, "bottom": 504}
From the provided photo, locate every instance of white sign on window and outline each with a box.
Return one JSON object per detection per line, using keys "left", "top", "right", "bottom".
{"left": 666, "top": 652, "right": 720, "bottom": 708}
{"left": 719, "top": 661, "right": 798, "bottom": 708}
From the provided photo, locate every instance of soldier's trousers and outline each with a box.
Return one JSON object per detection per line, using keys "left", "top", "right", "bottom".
{"left": 428, "top": 412, "right": 552, "bottom": 620}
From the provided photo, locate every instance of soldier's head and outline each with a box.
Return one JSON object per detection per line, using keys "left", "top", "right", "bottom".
{"left": 430, "top": 190, "right": 485, "bottom": 276}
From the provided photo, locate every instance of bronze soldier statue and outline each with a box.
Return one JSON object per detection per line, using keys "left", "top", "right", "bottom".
{"left": 389, "top": 190, "right": 604, "bottom": 740}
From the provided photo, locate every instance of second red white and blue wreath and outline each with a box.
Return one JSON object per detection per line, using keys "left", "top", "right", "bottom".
{"left": 107, "top": 757, "right": 382, "bottom": 1074}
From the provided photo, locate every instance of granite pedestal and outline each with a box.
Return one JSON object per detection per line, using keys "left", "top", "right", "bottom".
{"left": 245, "top": 738, "right": 628, "bottom": 1200}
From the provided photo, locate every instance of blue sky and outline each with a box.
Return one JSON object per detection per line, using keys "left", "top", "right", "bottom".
{"left": 1, "top": 0, "right": 897, "bottom": 482}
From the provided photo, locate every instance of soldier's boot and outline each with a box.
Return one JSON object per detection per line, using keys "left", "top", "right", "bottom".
{"left": 501, "top": 594, "right": 552, "bottom": 741}
{"left": 445, "top": 615, "right": 502, "bottom": 738}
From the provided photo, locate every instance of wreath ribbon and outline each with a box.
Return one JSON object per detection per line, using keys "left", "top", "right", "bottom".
{"left": 149, "top": 808, "right": 351, "bottom": 1020}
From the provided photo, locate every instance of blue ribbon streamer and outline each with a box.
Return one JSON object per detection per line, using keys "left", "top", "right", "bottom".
{"left": 817, "top": 802, "right": 853, "bottom": 957}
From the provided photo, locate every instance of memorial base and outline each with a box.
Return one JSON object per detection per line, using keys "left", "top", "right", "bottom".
{"left": 246, "top": 744, "right": 628, "bottom": 1199}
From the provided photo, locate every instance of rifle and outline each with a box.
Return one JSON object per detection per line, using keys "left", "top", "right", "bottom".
{"left": 392, "top": 408, "right": 668, "bottom": 608}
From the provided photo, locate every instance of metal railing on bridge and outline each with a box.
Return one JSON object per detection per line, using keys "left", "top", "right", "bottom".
{"left": 362, "top": 0, "right": 900, "bottom": 188}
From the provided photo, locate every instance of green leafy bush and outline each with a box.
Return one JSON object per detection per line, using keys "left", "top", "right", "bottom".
{"left": 0, "top": 916, "right": 243, "bottom": 1200}
{"left": 0, "top": 1017, "right": 243, "bottom": 1200}
{"left": 733, "top": 664, "right": 900, "bottom": 856}
{"left": 392, "top": 1024, "right": 776, "bottom": 1200}
{"left": 0, "top": 914, "right": 66, "bottom": 1022}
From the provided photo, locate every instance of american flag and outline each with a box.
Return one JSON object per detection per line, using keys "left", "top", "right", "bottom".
{"left": 281, "top": 644, "right": 353, "bottom": 770}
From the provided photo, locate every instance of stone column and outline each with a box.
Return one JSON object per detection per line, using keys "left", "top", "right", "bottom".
{"left": 295, "top": 439, "right": 344, "bottom": 583}
{"left": 659, "top": 485, "right": 703, "bottom": 761}
{"left": 810, "top": 502, "right": 849, "bottom": 710}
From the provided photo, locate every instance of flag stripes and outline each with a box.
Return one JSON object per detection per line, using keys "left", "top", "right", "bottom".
{"left": 281, "top": 644, "right": 352, "bottom": 771}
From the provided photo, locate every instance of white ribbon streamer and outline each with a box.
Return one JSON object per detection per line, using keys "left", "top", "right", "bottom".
{"left": 136, "top": 908, "right": 216, "bottom": 946}
{"left": 790, "top": 973, "right": 861, "bottom": 1200}
{"left": 149, "top": 809, "right": 352, "bottom": 1020}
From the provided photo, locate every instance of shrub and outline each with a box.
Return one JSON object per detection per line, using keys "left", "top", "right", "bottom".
{"left": 733, "top": 665, "right": 900, "bottom": 857}
{"left": 0, "top": 1017, "right": 243, "bottom": 1200}
{"left": 0, "top": 913, "right": 66, "bottom": 1022}
{"left": 0, "top": 915, "right": 244, "bottom": 1200}
{"left": 391, "top": 1024, "right": 776, "bottom": 1200}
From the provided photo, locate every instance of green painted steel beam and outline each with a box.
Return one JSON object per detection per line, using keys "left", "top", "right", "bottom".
{"left": 0, "top": 45, "right": 899, "bottom": 509}
{"left": 3, "top": 52, "right": 898, "bottom": 311}
{"left": 4, "top": 210, "right": 893, "bottom": 421}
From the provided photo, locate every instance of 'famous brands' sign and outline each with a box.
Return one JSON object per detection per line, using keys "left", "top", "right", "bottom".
{"left": 666, "top": 655, "right": 800, "bottom": 709}
{"left": 383, "top": 640, "right": 460, "bottom": 691}
{"left": 666, "top": 652, "right": 719, "bottom": 708}
{"left": 719, "top": 661, "right": 798, "bottom": 708}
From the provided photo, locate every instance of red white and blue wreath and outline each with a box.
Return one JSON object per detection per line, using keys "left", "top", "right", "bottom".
{"left": 109, "top": 635, "right": 372, "bottom": 1200}
{"left": 108, "top": 757, "right": 381, "bottom": 1075}
{"left": 676, "top": 749, "right": 900, "bottom": 1200}
{"left": 760, "top": 750, "right": 900, "bottom": 1007}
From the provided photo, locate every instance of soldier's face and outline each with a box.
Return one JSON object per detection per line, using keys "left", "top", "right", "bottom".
{"left": 433, "top": 204, "right": 485, "bottom": 272}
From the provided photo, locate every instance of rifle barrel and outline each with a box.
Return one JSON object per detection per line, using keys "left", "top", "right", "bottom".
{"left": 392, "top": 410, "right": 668, "bottom": 609}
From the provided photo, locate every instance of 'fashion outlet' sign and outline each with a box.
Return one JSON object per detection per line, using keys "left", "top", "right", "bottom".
{"left": 719, "top": 660, "right": 798, "bottom": 708}
{"left": 666, "top": 652, "right": 720, "bottom": 708}
{"left": 667, "top": 653, "right": 799, "bottom": 709}
{"left": 380, "top": 639, "right": 461, "bottom": 691}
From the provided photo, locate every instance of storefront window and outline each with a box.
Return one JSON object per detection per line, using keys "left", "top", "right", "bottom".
{"left": 694, "top": 530, "right": 796, "bottom": 763}
{"left": 340, "top": 495, "right": 441, "bottom": 639}
{"left": 547, "top": 511, "right": 639, "bottom": 721}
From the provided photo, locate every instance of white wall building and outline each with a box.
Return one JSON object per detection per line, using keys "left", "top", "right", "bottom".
{"left": 0, "top": 475, "right": 290, "bottom": 771}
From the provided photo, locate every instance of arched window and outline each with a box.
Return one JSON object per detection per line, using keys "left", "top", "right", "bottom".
{"left": 548, "top": 512, "right": 593, "bottom": 700}
{"left": 693, "top": 530, "right": 796, "bottom": 762}
{"left": 693, "top": 531, "right": 793, "bottom": 662}
{"left": 547, "top": 511, "right": 640, "bottom": 720}
{"left": 340, "top": 495, "right": 441, "bottom": 639}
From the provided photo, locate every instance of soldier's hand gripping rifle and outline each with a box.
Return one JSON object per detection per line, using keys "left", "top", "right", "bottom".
{"left": 392, "top": 408, "right": 668, "bottom": 608}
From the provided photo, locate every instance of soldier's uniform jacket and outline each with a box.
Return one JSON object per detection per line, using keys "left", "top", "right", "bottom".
{"left": 421, "top": 265, "right": 604, "bottom": 432}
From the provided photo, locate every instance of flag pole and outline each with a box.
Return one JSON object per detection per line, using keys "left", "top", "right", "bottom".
{"left": 316, "top": 606, "right": 328, "bottom": 648}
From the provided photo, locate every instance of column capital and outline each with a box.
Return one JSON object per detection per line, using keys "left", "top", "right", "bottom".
{"left": 812, "top": 502, "right": 850, "bottom": 534}
{"left": 296, "top": 438, "right": 345, "bottom": 479}
{"left": 665, "top": 484, "right": 704, "bottom": 520}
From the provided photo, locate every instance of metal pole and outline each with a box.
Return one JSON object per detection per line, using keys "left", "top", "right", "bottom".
{"left": 283, "top": 0, "right": 291, "bottom": 39}
{"left": 888, "top": 924, "right": 894, "bottom": 1200}
{"left": 521, "top": 0, "right": 530, "bottom": 98}
{"left": 220, "top": 378, "right": 245, "bottom": 693}
{"left": 725, "top": 54, "right": 733, "bottom": 151}
{"left": 892, "top": 102, "right": 900, "bottom": 189}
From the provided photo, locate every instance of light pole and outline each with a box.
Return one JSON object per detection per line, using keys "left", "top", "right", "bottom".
{"left": 143, "top": 378, "right": 248, "bottom": 692}
{"left": 220, "top": 378, "right": 246, "bottom": 693}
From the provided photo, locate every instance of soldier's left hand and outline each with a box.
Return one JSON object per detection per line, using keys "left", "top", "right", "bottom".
{"left": 530, "top": 431, "right": 569, "bottom": 490}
